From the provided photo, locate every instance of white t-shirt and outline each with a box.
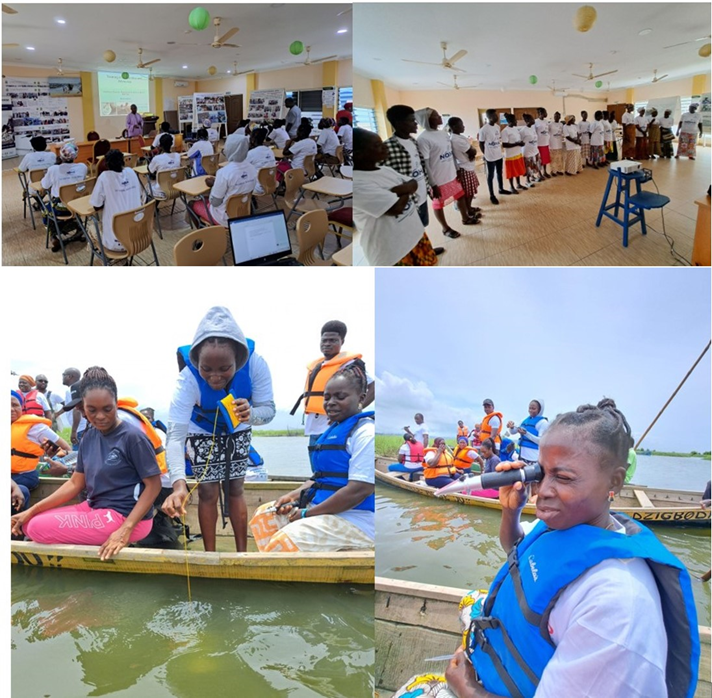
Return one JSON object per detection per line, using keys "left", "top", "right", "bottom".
{"left": 394, "top": 136, "right": 427, "bottom": 206}
{"left": 90, "top": 168, "right": 145, "bottom": 252}
{"left": 398, "top": 443, "right": 425, "bottom": 468}
{"left": 18, "top": 150, "right": 56, "bottom": 173}
{"left": 286, "top": 105, "right": 302, "bottom": 137}
{"left": 634, "top": 115, "right": 649, "bottom": 136}
{"left": 26, "top": 422, "right": 60, "bottom": 446}
{"left": 186, "top": 140, "right": 214, "bottom": 176}
{"left": 622, "top": 112, "right": 635, "bottom": 125}
{"left": 288, "top": 138, "right": 318, "bottom": 174}
{"left": 501, "top": 126, "right": 523, "bottom": 158}
{"left": 590, "top": 120, "right": 605, "bottom": 147}
{"left": 417, "top": 129, "right": 457, "bottom": 186}
{"left": 209, "top": 160, "right": 258, "bottom": 228}
{"left": 536, "top": 528, "right": 667, "bottom": 698}
{"left": 602, "top": 120, "right": 613, "bottom": 141}
{"left": 339, "top": 124, "right": 353, "bottom": 150}
{"left": 269, "top": 127, "right": 289, "bottom": 149}
{"left": 609, "top": 119, "right": 619, "bottom": 133}
{"left": 206, "top": 127, "right": 219, "bottom": 143}
{"left": 549, "top": 122, "right": 564, "bottom": 149}
{"left": 534, "top": 118, "right": 550, "bottom": 147}
{"left": 43, "top": 390, "right": 64, "bottom": 414}
{"left": 519, "top": 125, "right": 539, "bottom": 157}
{"left": 564, "top": 125, "right": 581, "bottom": 151}
{"left": 577, "top": 121, "right": 591, "bottom": 144}
{"left": 660, "top": 116, "right": 674, "bottom": 129}
{"left": 152, "top": 132, "right": 174, "bottom": 150}
{"left": 680, "top": 111, "right": 702, "bottom": 134}
{"left": 148, "top": 152, "right": 182, "bottom": 198}
{"left": 166, "top": 353, "right": 275, "bottom": 485}
{"left": 247, "top": 146, "right": 276, "bottom": 195}
{"left": 478, "top": 123, "right": 503, "bottom": 162}
{"left": 450, "top": 133, "right": 476, "bottom": 172}
{"left": 353, "top": 166, "right": 424, "bottom": 267}
{"left": 41, "top": 162, "right": 88, "bottom": 198}
{"left": 317, "top": 128, "right": 340, "bottom": 156}
{"left": 410, "top": 423, "right": 429, "bottom": 446}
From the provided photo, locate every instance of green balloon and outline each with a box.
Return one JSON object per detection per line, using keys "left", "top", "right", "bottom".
{"left": 121, "top": 71, "right": 129, "bottom": 80}
{"left": 528, "top": 75, "right": 538, "bottom": 85}
{"left": 188, "top": 7, "right": 211, "bottom": 31}
{"left": 289, "top": 41, "right": 304, "bottom": 56}
{"left": 595, "top": 80, "right": 603, "bottom": 88}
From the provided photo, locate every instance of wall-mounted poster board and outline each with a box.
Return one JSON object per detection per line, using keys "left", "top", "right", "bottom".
{"left": 4, "top": 77, "right": 70, "bottom": 152}
{"left": 178, "top": 95, "right": 194, "bottom": 125}
{"left": 48, "top": 77, "right": 83, "bottom": 97}
{"left": 247, "top": 88, "right": 285, "bottom": 122}
{"left": 194, "top": 92, "right": 226, "bottom": 128}
{"left": 697, "top": 93, "right": 710, "bottom": 133}
{"left": 2, "top": 97, "right": 16, "bottom": 159}
{"left": 322, "top": 87, "right": 336, "bottom": 108}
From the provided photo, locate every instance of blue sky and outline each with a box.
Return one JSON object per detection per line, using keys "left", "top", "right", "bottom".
{"left": 375, "top": 268, "right": 711, "bottom": 453}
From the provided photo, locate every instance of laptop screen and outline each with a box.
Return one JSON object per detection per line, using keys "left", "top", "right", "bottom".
{"left": 228, "top": 210, "right": 292, "bottom": 265}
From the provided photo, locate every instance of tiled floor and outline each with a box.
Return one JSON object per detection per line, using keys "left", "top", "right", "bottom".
{"left": 418, "top": 148, "right": 709, "bottom": 267}
{"left": 2, "top": 158, "right": 345, "bottom": 266}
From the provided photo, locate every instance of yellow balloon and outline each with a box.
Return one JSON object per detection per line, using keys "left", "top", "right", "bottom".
{"left": 699, "top": 43, "right": 711, "bottom": 58}
{"left": 103, "top": 50, "right": 116, "bottom": 63}
{"left": 208, "top": 65, "right": 217, "bottom": 76}
{"left": 574, "top": 5, "right": 597, "bottom": 32}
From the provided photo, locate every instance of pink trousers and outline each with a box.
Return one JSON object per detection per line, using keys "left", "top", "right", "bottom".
{"left": 25, "top": 500, "right": 153, "bottom": 546}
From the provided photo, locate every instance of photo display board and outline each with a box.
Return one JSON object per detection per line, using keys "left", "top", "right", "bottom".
{"left": 194, "top": 92, "right": 226, "bottom": 127}
{"left": 247, "top": 88, "right": 285, "bottom": 122}
{"left": 178, "top": 95, "right": 194, "bottom": 125}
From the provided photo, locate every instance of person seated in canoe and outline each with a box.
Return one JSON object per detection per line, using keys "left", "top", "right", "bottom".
{"left": 469, "top": 423, "right": 482, "bottom": 448}
{"left": 423, "top": 438, "right": 459, "bottom": 488}
{"left": 11, "top": 368, "right": 162, "bottom": 561}
{"left": 161, "top": 306, "right": 276, "bottom": 553}
{"left": 11, "top": 390, "right": 71, "bottom": 493}
{"left": 453, "top": 437, "right": 479, "bottom": 475}
{"left": 498, "top": 437, "right": 517, "bottom": 463}
{"left": 392, "top": 398, "right": 699, "bottom": 698}
{"left": 389, "top": 433, "right": 426, "bottom": 482}
{"left": 456, "top": 420, "right": 469, "bottom": 442}
{"left": 250, "top": 365, "right": 374, "bottom": 553}
{"left": 506, "top": 399, "right": 548, "bottom": 465}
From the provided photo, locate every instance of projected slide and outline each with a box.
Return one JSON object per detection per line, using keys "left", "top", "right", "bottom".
{"left": 98, "top": 72, "right": 149, "bottom": 117}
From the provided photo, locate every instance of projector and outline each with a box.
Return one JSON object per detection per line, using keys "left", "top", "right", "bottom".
{"left": 609, "top": 161, "right": 641, "bottom": 173}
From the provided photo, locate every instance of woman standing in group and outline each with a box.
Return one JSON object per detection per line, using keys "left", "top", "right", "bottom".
{"left": 520, "top": 114, "right": 543, "bottom": 185}
{"left": 548, "top": 112, "right": 565, "bottom": 176}
{"left": 622, "top": 104, "right": 637, "bottom": 159}
{"left": 162, "top": 306, "right": 275, "bottom": 552}
{"left": 634, "top": 107, "right": 649, "bottom": 161}
{"left": 506, "top": 399, "right": 548, "bottom": 465}
{"left": 647, "top": 108, "right": 662, "bottom": 159}
{"left": 11, "top": 368, "right": 162, "bottom": 560}
{"left": 660, "top": 109, "right": 675, "bottom": 159}
{"left": 501, "top": 113, "right": 527, "bottom": 193}
{"left": 589, "top": 112, "right": 606, "bottom": 168}
{"left": 606, "top": 110, "right": 620, "bottom": 162}
{"left": 563, "top": 115, "right": 582, "bottom": 176}
{"left": 448, "top": 116, "right": 482, "bottom": 219}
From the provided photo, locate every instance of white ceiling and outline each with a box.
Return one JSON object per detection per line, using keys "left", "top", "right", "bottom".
{"left": 354, "top": 3, "right": 711, "bottom": 92}
{"left": 2, "top": 3, "right": 352, "bottom": 79}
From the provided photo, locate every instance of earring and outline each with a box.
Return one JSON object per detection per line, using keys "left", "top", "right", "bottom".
{"left": 358, "top": 402, "right": 363, "bottom": 410}
{"left": 608, "top": 490, "right": 615, "bottom": 503}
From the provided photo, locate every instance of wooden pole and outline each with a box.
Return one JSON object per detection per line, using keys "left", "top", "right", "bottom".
{"left": 635, "top": 340, "right": 711, "bottom": 450}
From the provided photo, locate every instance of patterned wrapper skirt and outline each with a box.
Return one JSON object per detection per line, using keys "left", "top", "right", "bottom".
{"left": 550, "top": 147, "right": 564, "bottom": 173}
{"left": 677, "top": 132, "right": 697, "bottom": 158}
{"left": 505, "top": 154, "right": 526, "bottom": 179}
{"left": 395, "top": 233, "right": 438, "bottom": 267}
{"left": 565, "top": 148, "right": 582, "bottom": 174}
{"left": 661, "top": 128, "right": 675, "bottom": 157}
{"left": 186, "top": 429, "right": 251, "bottom": 483}
{"left": 635, "top": 137, "right": 649, "bottom": 160}
{"left": 524, "top": 153, "right": 541, "bottom": 179}
{"left": 456, "top": 168, "right": 479, "bottom": 197}
{"left": 590, "top": 144, "right": 605, "bottom": 164}
{"left": 648, "top": 124, "right": 661, "bottom": 156}
{"left": 538, "top": 145, "right": 551, "bottom": 165}
{"left": 581, "top": 142, "right": 591, "bottom": 162}
{"left": 623, "top": 124, "right": 637, "bottom": 158}
{"left": 431, "top": 177, "right": 464, "bottom": 210}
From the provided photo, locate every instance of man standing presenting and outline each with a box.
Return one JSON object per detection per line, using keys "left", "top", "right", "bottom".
{"left": 126, "top": 104, "right": 144, "bottom": 139}
{"left": 284, "top": 97, "right": 302, "bottom": 138}
{"left": 291, "top": 320, "right": 375, "bottom": 463}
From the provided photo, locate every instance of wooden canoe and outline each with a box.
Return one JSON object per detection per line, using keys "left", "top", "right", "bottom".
{"left": 11, "top": 477, "right": 374, "bottom": 585}
{"left": 376, "top": 457, "right": 711, "bottom": 526}
{"left": 375, "top": 576, "right": 712, "bottom": 698}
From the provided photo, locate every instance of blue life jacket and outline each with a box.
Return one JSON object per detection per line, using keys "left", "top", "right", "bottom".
{"left": 176, "top": 339, "right": 254, "bottom": 434}
{"left": 467, "top": 514, "right": 699, "bottom": 698}
{"left": 499, "top": 437, "right": 517, "bottom": 462}
{"left": 518, "top": 415, "right": 545, "bottom": 453}
{"left": 308, "top": 411, "right": 375, "bottom": 512}
{"left": 248, "top": 445, "right": 263, "bottom": 467}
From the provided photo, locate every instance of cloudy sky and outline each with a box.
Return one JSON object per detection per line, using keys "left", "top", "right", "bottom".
{"left": 7, "top": 267, "right": 374, "bottom": 430}
{"left": 375, "top": 268, "right": 711, "bottom": 453}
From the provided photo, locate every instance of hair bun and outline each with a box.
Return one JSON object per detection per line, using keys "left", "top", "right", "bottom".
{"left": 597, "top": 397, "right": 618, "bottom": 410}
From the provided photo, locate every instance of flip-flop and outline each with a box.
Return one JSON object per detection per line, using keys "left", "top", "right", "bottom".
{"left": 443, "top": 229, "right": 461, "bottom": 238}
{"left": 461, "top": 217, "right": 480, "bottom": 225}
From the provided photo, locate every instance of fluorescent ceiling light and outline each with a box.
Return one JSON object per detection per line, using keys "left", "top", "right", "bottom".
{"left": 56, "top": 19, "right": 66, "bottom": 24}
{"left": 182, "top": 65, "right": 188, "bottom": 69}
{"left": 337, "top": 29, "right": 348, "bottom": 34}
{"left": 26, "top": 46, "right": 35, "bottom": 50}
{"left": 638, "top": 28, "right": 652, "bottom": 36}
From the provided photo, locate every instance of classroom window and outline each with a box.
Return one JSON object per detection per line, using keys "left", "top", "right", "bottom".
{"left": 354, "top": 107, "right": 377, "bottom": 133}
{"left": 680, "top": 97, "right": 693, "bottom": 115}
{"left": 338, "top": 87, "right": 353, "bottom": 109}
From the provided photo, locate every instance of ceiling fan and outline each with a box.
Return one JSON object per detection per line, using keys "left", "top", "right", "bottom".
{"left": 651, "top": 68, "right": 668, "bottom": 83}
{"left": 148, "top": 67, "right": 154, "bottom": 82}
{"left": 402, "top": 41, "right": 467, "bottom": 72}
{"left": 294, "top": 46, "right": 338, "bottom": 65}
{"left": 438, "top": 75, "right": 480, "bottom": 90}
{"left": 208, "top": 17, "right": 239, "bottom": 48}
{"left": 337, "top": 7, "right": 351, "bottom": 16}
{"left": 2, "top": 4, "right": 17, "bottom": 13}
{"left": 230, "top": 60, "right": 254, "bottom": 76}
{"left": 572, "top": 62, "right": 618, "bottom": 80}
{"left": 136, "top": 48, "right": 160, "bottom": 69}
{"left": 664, "top": 34, "right": 710, "bottom": 49}
{"left": 548, "top": 80, "right": 572, "bottom": 96}
{"left": 3, "top": 42, "right": 19, "bottom": 48}
{"left": 56, "top": 58, "right": 64, "bottom": 76}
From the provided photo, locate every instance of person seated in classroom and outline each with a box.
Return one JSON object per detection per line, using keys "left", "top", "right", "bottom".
{"left": 338, "top": 116, "right": 353, "bottom": 165}
{"left": 246, "top": 127, "right": 276, "bottom": 195}
{"left": 316, "top": 117, "right": 340, "bottom": 168}
{"left": 203, "top": 118, "right": 219, "bottom": 144}
{"left": 190, "top": 133, "right": 257, "bottom": 227}
{"left": 89, "top": 149, "right": 145, "bottom": 253}
{"left": 234, "top": 119, "right": 251, "bottom": 136}
{"left": 147, "top": 134, "right": 181, "bottom": 200}
{"left": 151, "top": 121, "right": 174, "bottom": 153}
{"left": 267, "top": 118, "right": 289, "bottom": 149}
{"left": 40, "top": 141, "right": 89, "bottom": 252}
{"left": 184, "top": 128, "right": 214, "bottom": 177}
{"left": 17, "top": 135, "right": 56, "bottom": 172}
{"left": 277, "top": 123, "right": 317, "bottom": 181}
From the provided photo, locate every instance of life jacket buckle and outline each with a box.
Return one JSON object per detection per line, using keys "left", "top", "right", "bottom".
{"left": 472, "top": 616, "right": 500, "bottom": 631}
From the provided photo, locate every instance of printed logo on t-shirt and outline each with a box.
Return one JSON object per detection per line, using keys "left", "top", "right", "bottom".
{"left": 412, "top": 168, "right": 423, "bottom": 179}
{"left": 105, "top": 448, "right": 122, "bottom": 467}
{"left": 439, "top": 151, "right": 452, "bottom": 162}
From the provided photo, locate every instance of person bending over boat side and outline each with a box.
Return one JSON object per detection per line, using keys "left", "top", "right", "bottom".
{"left": 11, "top": 368, "right": 162, "bottom": 561}
{"left": 388, "top": 433, "right": 425, "bottom": 481}
{"left": 506, "top": 399, "right": 548, "bottom": 465}
{"left": 162, "top": 306, "right": 276, "bottom": 553}
{"left": 423, "top": 437, "right": 459, "bottom": 488}
{"left": 393, "top": 398, "right": 698, "bottom": 698}
{"left": 250, "top": 365, "right": 374, "bottom": 553}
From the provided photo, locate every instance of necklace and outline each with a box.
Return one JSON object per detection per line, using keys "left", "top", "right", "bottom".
{"left": 605, "top": 515, "right": 618, "bottom": 531}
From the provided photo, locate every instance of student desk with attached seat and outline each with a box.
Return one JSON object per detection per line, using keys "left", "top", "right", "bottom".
{"left": 173, "top": 175, "right": 213, "bottom": 227}
{"left": 332, "top": 243, "right": 352, "bottom": 266}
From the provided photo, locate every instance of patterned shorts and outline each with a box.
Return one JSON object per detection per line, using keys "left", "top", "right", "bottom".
{"left": 186, "top": 429, "right": 251, "bottom": 483}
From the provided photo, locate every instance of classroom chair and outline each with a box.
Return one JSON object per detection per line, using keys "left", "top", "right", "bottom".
{"left": 201, "top": 154, "right": 220, "bottom": 177}
{"left": 48, "top": 178, "right": 97, "bottom": 265}
{"left": 303, "top": 154, "right": 317, "bottom": 182}
{"left": 327, "top": 145, "right": 345, "bottom": 177}
{"left": 327, "top": 207, "right": 354, "bottom": 249}
{"left": 123, "top": 153, "right": 139, "bottom": 169}
{"left": 154, "top": 167, "right": 186, "bottom": 238}
{"left": 18, "top": 167, "right": 48, "bottom": 231}
{"left": 255, "top": 166, "right": 279, "bottom": 211}
{"left": 226, "top": 192, "right": 251, "bottom": 220}
{"left": 88, "top": 139, "right": 111, "bottom": 177}
{"left": 283, "top": 168, "right": 331, "bottom": 226}
{"left": 173, "top": 226, "right": 227, "bottom": 266}
{"left": 295, "top": 210, "right": 334, "bottom": 267}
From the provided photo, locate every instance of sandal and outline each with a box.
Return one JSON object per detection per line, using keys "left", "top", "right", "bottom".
{"left": 461, "top": 216, "right": 480, "bottom": 225}
{"left": 443, "top": 228, "right": 461, "bottom": 238}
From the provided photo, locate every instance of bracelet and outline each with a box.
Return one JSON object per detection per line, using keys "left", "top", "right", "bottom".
{"left": 301, "top": 508, "right": 307, "bottom": 519}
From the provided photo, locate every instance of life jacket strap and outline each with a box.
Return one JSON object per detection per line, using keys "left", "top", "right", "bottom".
{"left": 312, "top": 470, "right": 345, "bottom": 480}
{"left": 507, "top": 546, "right": 544, "bottom": 627}
{"left": 11, "top": 448, "right": 39, "bottom": 460}
{"left": 309, "top": 443, "right": 347, "bottom": 453}
{"left": 470, "top": 623, "right": 526, "bottom": 698}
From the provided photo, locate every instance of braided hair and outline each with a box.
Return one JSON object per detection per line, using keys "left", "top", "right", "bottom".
{"left": 545, "top": 398, "right": 633, "bottom": 470}
{"left": 330, "top": 359, "right": 368, "bottom": 396}
{"left": 195, "top": 336, "right": 243, "bottom": 365}
{"left": 79, "top": 366, "right": 118, "bottom": 400}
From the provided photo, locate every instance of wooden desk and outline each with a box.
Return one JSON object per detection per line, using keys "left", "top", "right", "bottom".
{"left": 302, "top": 177, "right": 352, "bottom": 198}
{"left": 332, "top": 244, "right": 352, "bottom": 266}
{"left": 133, "top": 165, "right": 149, "bottom": 176}
{"left": 174, "top": 175, "right": 212, "bottom": 197}
{"left": 49, "top": 137, "right": 144, "bottom": 164}
{"left": 692, "top": 196, "right": 711, "bottom": 266}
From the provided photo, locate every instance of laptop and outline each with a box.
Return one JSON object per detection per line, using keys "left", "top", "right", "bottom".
{"left": 228, "top": 210, "right": 302, "bottom": 266}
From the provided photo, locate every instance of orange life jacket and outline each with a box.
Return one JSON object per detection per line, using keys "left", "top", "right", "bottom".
{"left": 21, "top": 389, "right": 45, "bottom": 417}
{"left": 453, "top": 446, "right": 476, "bottom": 472}
{"left": 117, "top": 398, "right": 168, "bottom": 474}
{"left": 457, "top": 425, "right": 469, "bottom": 439}
{"left": 423, "top": 448, "right": 456, "bottom": 479}
{"left": 291, "top": 352, "right": 363, "bottom": 416}
{"left": 480, "top": 412, "right": 503, "bottom": 444}
{"left": 11, "top": 415, "right": 52, "bottom": 473}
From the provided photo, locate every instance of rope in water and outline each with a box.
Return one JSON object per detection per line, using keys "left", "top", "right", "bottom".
{"left": 634, "top": 340, "right": 711, "bottom": 450}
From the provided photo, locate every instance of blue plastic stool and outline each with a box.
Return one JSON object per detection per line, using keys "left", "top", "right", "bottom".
{"left": 596, "top": 168, "right": 670, "bottom": 247}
